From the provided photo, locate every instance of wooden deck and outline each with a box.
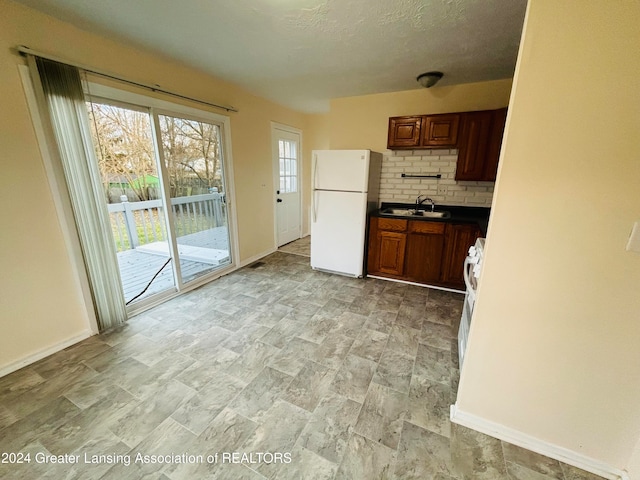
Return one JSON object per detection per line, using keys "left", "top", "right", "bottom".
{"left": 117, "top": 226, "right": 230, "bottom": 304}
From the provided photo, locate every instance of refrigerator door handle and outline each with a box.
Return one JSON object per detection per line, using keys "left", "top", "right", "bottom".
{"left": 313, "top": 154, "right": 318, "bottom": 190}
{"left": 313, "top": 190, "right": 318, "bottom": 223}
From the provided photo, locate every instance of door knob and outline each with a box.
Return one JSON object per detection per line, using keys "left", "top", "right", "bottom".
{"left": 276, "top": 199, "right": 283, "bottom": 203}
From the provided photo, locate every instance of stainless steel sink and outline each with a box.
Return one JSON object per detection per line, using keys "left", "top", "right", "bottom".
{"left": 381, "top": 208, "right": 416, "bottom": 216}
{"left": 380, "top": 208, "right": 450, "bottom": 219}
{"left": 414, "top": 211, "right": 450, "bottom": 218}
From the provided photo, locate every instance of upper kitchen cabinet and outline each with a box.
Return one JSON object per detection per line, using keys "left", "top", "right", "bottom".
{"left": 455, "top": 108, "right": 507, "bottom": 181}
{"left": 483, "top": 107, "right": 508, "bottom": 181}
{"left": 422, "top": 113, "right": 460, "bottom": 147}
{"left": 387, "top": 108, "right": 507, "bottom": 181}
{"left": 388, "top": 114, "right": 460, "bottom": 149}
{"left": 387, "top": 116, "right": 423, "bottom": 149}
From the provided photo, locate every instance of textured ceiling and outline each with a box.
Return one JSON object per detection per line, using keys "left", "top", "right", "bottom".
{"left": 14, "top": 0, "right": 528, "bottom": 112}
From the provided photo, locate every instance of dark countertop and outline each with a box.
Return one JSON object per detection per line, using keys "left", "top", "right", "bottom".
{"left": 372, "top": 202, "right": 491, "bottom": 235}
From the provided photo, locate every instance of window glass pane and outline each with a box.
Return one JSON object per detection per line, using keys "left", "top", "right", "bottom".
{"left": 277, "top": 138, "right": 299, "bottom": 193}
{"left": 86, "top": 101, "right": 175, "bottom": 305}
{"left": 157, "top": 113, "right": 231, "bottom": 284}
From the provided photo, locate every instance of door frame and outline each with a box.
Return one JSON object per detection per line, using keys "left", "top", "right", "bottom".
{"left": 271, "top": 122, "right": 303, "bottom": 248}
{"left": 85, "top": 83, "right": 241, "bottom": 315}
{"left": 25, "top": 73, "right": 241, "bottom": 317}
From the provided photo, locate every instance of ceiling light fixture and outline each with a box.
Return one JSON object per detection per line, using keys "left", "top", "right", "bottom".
{"left": 417, "top": 71, "right": 444, "bottom": 88}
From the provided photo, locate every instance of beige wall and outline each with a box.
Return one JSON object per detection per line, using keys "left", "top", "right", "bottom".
{"left": 457, "top": 0, "right": 640, "bottom": 473}
{"left": 0, "top": 0, "right": 313, "bottom": 371}
{"left": 328, "top": 79, "right": 512, "bottom": 152}
{"left": 0, "top": 33, "right": 90, "bottom": 371}
{"left": 629, "top": 437, "right": 640, "bottom": 480}
{"left": 301, "top": 113, "right": 331, "bottom": 234}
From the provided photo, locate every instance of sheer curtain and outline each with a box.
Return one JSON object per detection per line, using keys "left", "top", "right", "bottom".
{"left": 29, "top": 56, "right": 127, "bottom": 331}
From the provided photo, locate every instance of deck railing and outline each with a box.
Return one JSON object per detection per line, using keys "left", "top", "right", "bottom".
{"left": 107, "top": 192, "right": 225, "bottom": 252}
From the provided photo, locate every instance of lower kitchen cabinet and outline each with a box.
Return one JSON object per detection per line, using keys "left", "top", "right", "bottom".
{"left": 377, "top": 230, "right": 407, "bottom": 276}
{"left": 367, "top": 217, "right": 480, "bottom": 289}
{"left": 440, "top": 223, "right": 481, "bottom": 288}
{"left": 368, "top": 218, "right": 407, "bottom": 276}
{"left": 404, "top": 221, "right": 445, "bottom": 283}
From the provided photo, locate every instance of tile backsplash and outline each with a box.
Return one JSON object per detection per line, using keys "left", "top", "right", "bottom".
{"left": 379, "top": 149, "right": 494, "bottom": 206}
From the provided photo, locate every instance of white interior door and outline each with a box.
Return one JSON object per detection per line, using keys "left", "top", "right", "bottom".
{"left": 272, "top": 125, "right": 302, "bottom": 247}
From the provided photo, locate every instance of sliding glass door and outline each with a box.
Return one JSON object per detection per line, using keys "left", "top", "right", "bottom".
{"left": 86, "top": 98, "right": 233, "bottom": 308}
{"left": 156, "top": 113, "right": 231, "bottom": 284}
{"left": 87, "top": 101, "right": 176, "bottom": 305}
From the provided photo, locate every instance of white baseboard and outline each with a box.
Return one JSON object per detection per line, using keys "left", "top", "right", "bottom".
{"left": 367, "top": 274, "right": 465, "bottom": 294}
{"left": 239, "top": 248, "right": 278, "bottom": 268}
{"left": 0, "top": 330, "right": 93, "bottom": 378}
{"left": 450, "top": 404, "right": 629, "bottom": 480}
{"left": 0, "top": 250, "right": 278, "bottom": 378}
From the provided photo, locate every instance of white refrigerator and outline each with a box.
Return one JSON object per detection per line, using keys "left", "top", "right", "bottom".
{"left": 311, "top": 149, "right": 382, "bottom": 277}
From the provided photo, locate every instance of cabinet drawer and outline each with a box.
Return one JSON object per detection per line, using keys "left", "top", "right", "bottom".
{"left": 377, "top": 218, "right": 408, "bottom": 232}
{"left": 409, "top": 221, "right": 445, "bottom": 234}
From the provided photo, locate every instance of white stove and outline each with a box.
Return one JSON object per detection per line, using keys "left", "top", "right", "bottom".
{"left": 458, "top": 237, "right": 485, "bottom": 368}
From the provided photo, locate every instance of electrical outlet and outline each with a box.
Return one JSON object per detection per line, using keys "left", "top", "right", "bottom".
{"left": 437, "top": 185, "right": 448, "bottom": 195}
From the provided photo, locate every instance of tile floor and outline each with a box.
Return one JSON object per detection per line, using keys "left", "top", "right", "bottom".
{"left": 278, "top": 235, "right": 311, "bottom": 257}
{"left": 0, "top": 252, "right": 605, "bottom": 479}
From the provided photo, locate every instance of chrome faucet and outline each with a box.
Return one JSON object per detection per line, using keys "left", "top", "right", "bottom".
{"left": 416, "top": 194, "right": 435, "bottom": 212}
